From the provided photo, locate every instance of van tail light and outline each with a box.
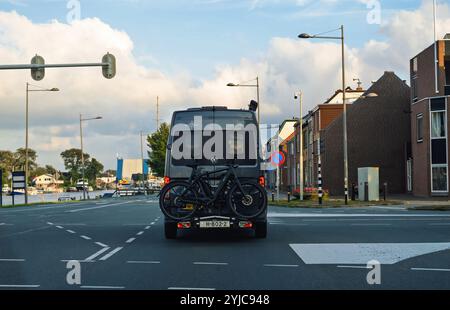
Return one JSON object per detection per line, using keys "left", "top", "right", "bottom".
{"left": 164, "top": 176, "right": 171, "bottom": 185}
{"left": 239, "top": 221, "right": 253, "bottom": 229}
{"left": 177, "top": 222, "right": 191, "bottom": 229}
{"left": 259, "top": 176, "right": 265, "bottom": 187}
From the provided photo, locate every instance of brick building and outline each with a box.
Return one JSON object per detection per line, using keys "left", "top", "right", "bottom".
{"left": 410, "top": 36, "right": 450, "bottom": 197}
{"left": 321, "top": 71, "right": 411, "bottom": 195}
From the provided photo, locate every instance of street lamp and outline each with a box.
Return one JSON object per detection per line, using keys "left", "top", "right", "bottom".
{"left": 25, "top": 83, "right": 59, "bottom": 205}
{"left": 79, "top": 114, "right": 102, "bottom": 200}
{"left": 227, "top": 77, "right": 261, "bottom": 124}
{"left": 298, "top": 25, "right": 350, "bottom": 204}
{"left": 294, "top": 91, "right": 304, "bottom": 201}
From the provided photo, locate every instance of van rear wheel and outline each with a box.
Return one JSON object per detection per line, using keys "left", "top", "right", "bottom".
{"left": 165, "top": 222, "right": 177, "bottom": 239}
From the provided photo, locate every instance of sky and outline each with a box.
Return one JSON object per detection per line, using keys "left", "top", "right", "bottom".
{"left": 0, "top": 0, "right": 449, "bottom": 171}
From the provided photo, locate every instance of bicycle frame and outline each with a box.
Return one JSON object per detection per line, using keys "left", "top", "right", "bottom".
{"left": 182, "top": 165, "right": 246, "bottom": 205}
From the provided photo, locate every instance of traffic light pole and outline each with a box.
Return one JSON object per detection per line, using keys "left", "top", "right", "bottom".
{"left": 0, "top": 53, "right": 116, "bottom": 80}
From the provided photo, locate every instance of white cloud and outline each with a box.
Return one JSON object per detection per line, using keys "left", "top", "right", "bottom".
{"left": 0, "top": 0, "right": 449, "bottom": 170}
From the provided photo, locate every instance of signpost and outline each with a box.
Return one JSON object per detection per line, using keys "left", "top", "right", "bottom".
{"left": 12, "top": 171, "right": 26, "bottom": 207}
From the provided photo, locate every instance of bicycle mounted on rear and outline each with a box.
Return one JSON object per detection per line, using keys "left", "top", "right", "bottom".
{"left": 159, "top": 161, "right": 267, "bottom": 221}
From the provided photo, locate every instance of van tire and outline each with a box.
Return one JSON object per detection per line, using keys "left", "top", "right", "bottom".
{"left": 254, "top": 221, "right": 267, "bottom": 239}
{"left": 165, "top": 222, "right": 177, "bottom": 239}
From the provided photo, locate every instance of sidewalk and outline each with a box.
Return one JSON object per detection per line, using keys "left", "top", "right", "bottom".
{"left": 267, "top": 191, "right": 450, "bottom": 210}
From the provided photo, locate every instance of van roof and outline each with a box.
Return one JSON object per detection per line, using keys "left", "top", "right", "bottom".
{"left": 175, "top": 106, "right": 250, "bottom": 113}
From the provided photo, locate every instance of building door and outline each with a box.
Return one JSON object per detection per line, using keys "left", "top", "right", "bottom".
{"left": 407, "top": 158, "right": 412, "bottom": 192}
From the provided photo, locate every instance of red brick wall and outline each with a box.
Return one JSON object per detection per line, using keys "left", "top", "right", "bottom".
{"left": 410, "top": 101, "right": 431, "bottom": 197}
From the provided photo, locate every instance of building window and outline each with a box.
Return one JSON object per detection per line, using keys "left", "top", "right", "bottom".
{"left": 432, "top": 166, "right": 448, "bottom": 192}
{"left": 416, "top": 114, "right": 423, "bottom": 142}
{"left": 431, "top": 111, "right": 446, "bottom": 138}
{"left": 412, "top": 77, "right": 418, "bottom": 101}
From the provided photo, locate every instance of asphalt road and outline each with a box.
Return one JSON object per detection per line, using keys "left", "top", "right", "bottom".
{"left": 1, "top": 196, "right": 450, "bottom": 290}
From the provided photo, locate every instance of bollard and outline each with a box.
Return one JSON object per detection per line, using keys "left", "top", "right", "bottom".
{"left": 287, "top": 192, "right": 291, "bottom": 203}
{"left": 272, "top": 192, "right": 275, "bottom": 202}
{"left": 383, "top": 182, "right": 388, "bottom": 201}
{"left": 364, "top": 182, "right": 369, "bottom": 202}
{"left": 351, "top": 183, "right": 356, "bottom": 201}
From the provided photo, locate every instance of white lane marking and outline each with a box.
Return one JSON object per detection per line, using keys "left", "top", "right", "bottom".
{"left": 411, "top": 267, "right": 450, "bottom": 272}
{"left": 0, "top": 285, "right": 40, "bottom": 288}
{"left": 150, "top": 222, "right": 156, "bottom": 225}
{"left": 337, "top": 265, "right": 371, "bottom": 269}
{"left": 99, "top": 247, "right": 123, "bottom": 261}
{"left": 136, "top": 231, "right": 144, "bottom": 236}
{"left": 193, "top": 262, "right": 229, "bottom": 266}
{"left": 370, "top": 206, "right": 407, "bottom": 211}
{"left": 56, "top": 225, "right": 64, "bottom": 229}
{"left": 81, "top": 286, "right": 125, "bottom": 289}
{"left": 127, "top": 261, "right": 160, "bottom": 264}
{"left": 95, "top": 242, "right": 108, "bottom": 248}
{"left": 67, "top": 201, "right": 132, "bottom": 213}
{"left": 81, "top": 235, "right": 91, "bottom": 240}
{"left": 145, "top": 226, "right": 151, "bottom": 230}
{"left": 126, "top": 238, "right": 136, "bottom": 244}
{"left": 66, "top": 230, "right": 76, "bottom": 234}
{"left": 85, "top": 247, "right": 111, "bottom": 261}
{"left": 429, "top": 223, "right": 450, "bottom": 226}
{"left": 350, "top": 223, "right": 392, "bottom": 226}
{"left": 264, "top": 264, "right": 299, "bottom": 268}
{"left": 269, "top": 223, "right": 309, "bottom": 226}
{"left": 290, "top": 243, "right": 450, "bottom": 265}
{"left": 168, "top": 287, "right": 215, "bottom": 291}
{"left": 61, "top": 260, "right": 95, "bottom": 263}
{"left": 269, "top": 212, "right": 450, "bottom": 218}
{"left": 47, "top": 222, "right": 54, "bottom": 225}
{"left": 0, "top": 259, "right": 25, "bottom": 262}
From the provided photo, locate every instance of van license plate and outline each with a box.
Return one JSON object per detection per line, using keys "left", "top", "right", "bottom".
{"left": 200, "top": 221, "right": 230, "bottom": 228}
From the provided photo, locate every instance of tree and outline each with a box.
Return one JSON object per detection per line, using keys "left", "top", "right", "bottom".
{"left": 60, "top": 148, "right": 90, "bottom": 183}
{"left": 147, "top": 123, "right": 170, "bottom": 176}
{"left": 0, "top": 150, "right": 14, "bottom": 186}
{"left": 13, "top": 148, "right": 38, "bottom": 171}
{"left": 85, "top": 158, "right": 104, "bottom": 184}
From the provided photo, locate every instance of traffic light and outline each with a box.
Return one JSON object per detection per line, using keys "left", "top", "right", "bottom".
{"left": 102, "top": 53, "right": 116, "bottom": 79}
{"left": 31, "top": 55, "right": 45, "bottom": 81}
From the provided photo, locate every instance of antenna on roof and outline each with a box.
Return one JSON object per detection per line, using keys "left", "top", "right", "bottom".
{"left": 353, "top": 78, "right": 363, "bottom": 91}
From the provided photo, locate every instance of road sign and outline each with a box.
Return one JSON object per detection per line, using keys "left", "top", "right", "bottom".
{"left": 31, "top": 55, "right": 45, "bottom": 81}
{"left": 12, "top": 171, "right": 26, "bottom": 190}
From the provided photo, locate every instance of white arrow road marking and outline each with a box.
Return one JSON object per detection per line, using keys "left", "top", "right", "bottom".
{"left": 289, "top": 243, "right": 450, "bottom": 265}
{"left": 85, "top": 247, "right": 111, "bottom": 261}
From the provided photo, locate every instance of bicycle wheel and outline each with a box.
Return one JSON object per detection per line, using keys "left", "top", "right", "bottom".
{"left": 227, "top": 181, "right": 267, "bottom": 219}
{"left": 159, "top": 181, "right": 198, "bottom": 221}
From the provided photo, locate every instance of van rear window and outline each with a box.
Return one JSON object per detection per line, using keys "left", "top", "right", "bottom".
{"left": 170, "top": 110, "right": 259, "bottom": 166}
